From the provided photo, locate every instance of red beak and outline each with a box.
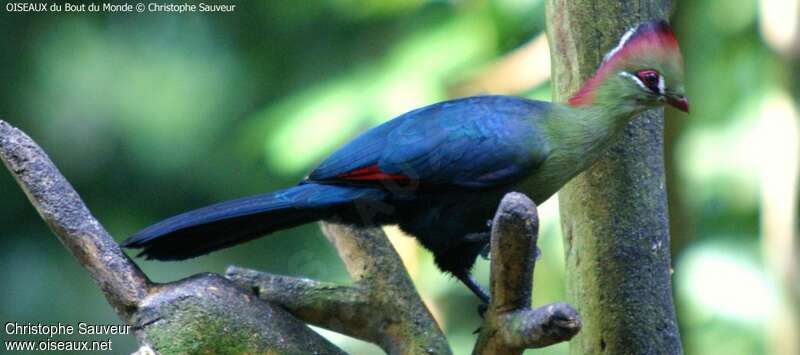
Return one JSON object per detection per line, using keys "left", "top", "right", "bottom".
{"left": 667, "top": 96, "right": 689, "bottom": 113}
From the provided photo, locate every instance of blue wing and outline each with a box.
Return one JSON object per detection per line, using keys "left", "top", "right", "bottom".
{"left": 307, "top": 95, "right": 552, "bottom": 189}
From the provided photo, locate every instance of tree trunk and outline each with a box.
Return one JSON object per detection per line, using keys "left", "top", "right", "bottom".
{"left": 545, "top": 1, "right": 683, "bottom": 354}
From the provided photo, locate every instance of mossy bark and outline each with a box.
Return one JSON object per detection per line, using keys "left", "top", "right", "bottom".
{"left": 135, "top": 274, "right": 344, "bottom": 355}
{"left": 545, "top": 1, "right": 683, "bottom": 354}
{"left": 229, "top": 223, "right": 452, "bottom": 355}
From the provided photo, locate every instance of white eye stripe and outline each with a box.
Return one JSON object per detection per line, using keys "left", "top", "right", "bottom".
{"left": 619, "top": 72, "right": 648, "bottom": 90}
{"left": 619, "top": 71, "right": 665, "bottom": 94}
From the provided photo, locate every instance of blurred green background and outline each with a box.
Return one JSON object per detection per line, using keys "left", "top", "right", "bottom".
{"left": 0, "top": 0, "right": 797, "bottom": 354}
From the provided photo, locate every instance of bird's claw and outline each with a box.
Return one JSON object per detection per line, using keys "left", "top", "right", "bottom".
{"left": 479, "top": 244, "right": 490, "bottom": 260}
{"left": 464, "top": 232, "right": 490, "bottom": 243}
{"left": 477, "top": 303, "right": 488, "bottom": 318}
{"left": 464, "top": 232, "right": 491, "bottom": 259}
{"left": 473, "top": 302, "right": 489, "bottom": 333}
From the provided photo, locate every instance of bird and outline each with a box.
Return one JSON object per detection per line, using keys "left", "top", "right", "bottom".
{"left": 122, "top": 20, "right": 688, "bottom": 303}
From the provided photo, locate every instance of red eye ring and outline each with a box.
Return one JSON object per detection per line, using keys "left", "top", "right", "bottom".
{"left": 636, "top": 69, "right": 660, "bottom": 87}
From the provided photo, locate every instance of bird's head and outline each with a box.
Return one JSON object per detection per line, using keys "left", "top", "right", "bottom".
{"left": 569, "top": 20, "right": 689, "bottom": 113}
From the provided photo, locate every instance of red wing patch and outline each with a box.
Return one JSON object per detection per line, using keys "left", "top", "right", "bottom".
{"left": 336, "top": 164, "right": 410, "bottom": 182}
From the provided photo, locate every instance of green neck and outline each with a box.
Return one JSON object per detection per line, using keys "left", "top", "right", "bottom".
{"left": 542, "top": 99, "right": 646, "bottom": 165}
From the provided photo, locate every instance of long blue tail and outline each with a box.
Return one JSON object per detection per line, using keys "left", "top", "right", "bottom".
{"left": 121, "top": 183, "right": 386, "bottom": 260}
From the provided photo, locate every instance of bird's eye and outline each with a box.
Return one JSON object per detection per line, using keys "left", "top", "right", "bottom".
{"left": 636, "top": 69, "right": 661, "bottom": 92}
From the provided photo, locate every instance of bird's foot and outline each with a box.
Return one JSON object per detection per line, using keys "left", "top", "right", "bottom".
{"left": 479, "top": 244, "right": 490, "bottom": 260}
{"left": 453, "top": 267, "right": 491, "bottom": 333}
{"left": 464, "top": 232, "right": 490, "bottom": 243}
{"left": 477, "top": 303, "right": 488, "bottom": 318}
{"left": 456, "top": 273, "right": 490, "bottom": 304}
{"left": 473, "top": 303, "right": 489, "bottom": 333}
{"left": 464, "top": 232, "right": 491, "bottom": 260}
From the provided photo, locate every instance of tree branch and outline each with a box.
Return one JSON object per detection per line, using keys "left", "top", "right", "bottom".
{"left": 227, "top": 223, "right": 452, "bottom": 355}
{"left": 0, "top": 120, "right": 344, "bottom": 354}
{"left": 0, "top": 120, "right": 150, "bottom": 319}
{"left": 472, "top": 193, "right": 581, "bottom": 354}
